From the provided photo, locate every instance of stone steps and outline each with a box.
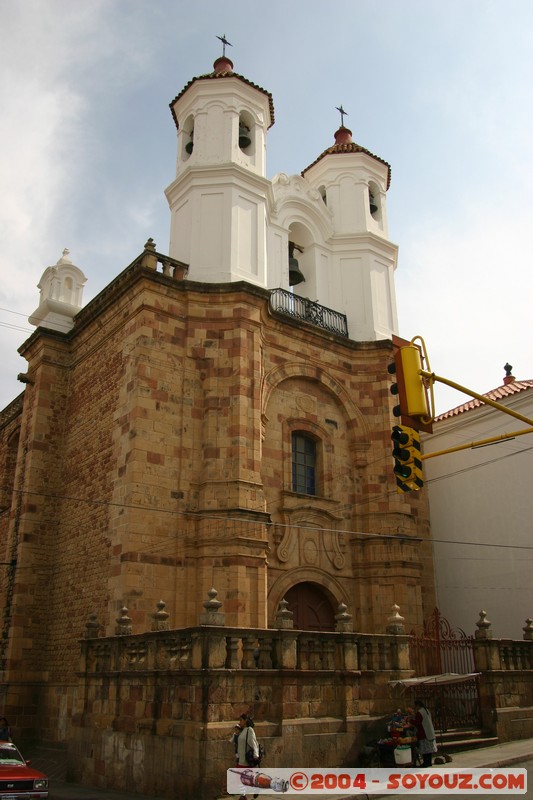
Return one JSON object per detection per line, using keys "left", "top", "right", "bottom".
{"left": 436, "top": 729, "right": 499, "bottom": 754}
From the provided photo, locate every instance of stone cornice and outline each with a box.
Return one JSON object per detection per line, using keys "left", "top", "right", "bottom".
{"left": 17, "top": 247, "right": 395, "bottom": 362}
{"left": 0, "top": 392, "right": 24, "bottom": 430}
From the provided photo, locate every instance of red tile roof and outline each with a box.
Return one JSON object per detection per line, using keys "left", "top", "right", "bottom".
{"left": 169, "top": 65, "right": 275, "bottom": 131}
{"left": 436, "top": 380, "right": 533, "bottom": 421}
{"left": 302, "top": 141, "right": 392, "bottom": 189}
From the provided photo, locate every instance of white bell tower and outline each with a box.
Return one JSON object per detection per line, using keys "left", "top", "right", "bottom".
{"left": 165, "top": 53, "right": 274, "bottom": 286}
{"left": 300, "top": 124, "right": 399, "bottom": 341}
{"left": 164, "top": 51, "right": 398, "bottom": 343}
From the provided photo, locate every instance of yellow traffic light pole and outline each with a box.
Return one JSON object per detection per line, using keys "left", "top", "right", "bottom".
{"left": 418, "top": 369, "right": 533, "bottom": 460}
{"left": 421, "top": 425, "right": 533, "bottom": 461}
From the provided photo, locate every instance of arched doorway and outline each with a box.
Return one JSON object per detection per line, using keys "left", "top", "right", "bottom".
{"left": 284, "top": 582, "right": 336, "bottom": 631}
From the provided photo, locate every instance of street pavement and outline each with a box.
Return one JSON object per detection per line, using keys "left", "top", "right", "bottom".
{"left": 221, "top": 739, "right": 533, "bottom": 800}
{"left": 45, "top": 737, "right": 533, "bottom": 799}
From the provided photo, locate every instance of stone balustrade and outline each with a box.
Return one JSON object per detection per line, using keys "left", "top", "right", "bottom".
{"left": 473, "top": 610, "right": 533, "bottom": 671}
{"left": 81, "top": 624, "right": 411, "bottom": 675}
{"left": 82, "top": 596, "right": 413, "bottom": 676}
{"left": 137, "top": 237, "right": 189, "bottom": 280}
{"left": 82, "top": 601, "right": 533, "bottom": 680}
{"left": 474, "top": 638, "right": 533, "bottom": 672}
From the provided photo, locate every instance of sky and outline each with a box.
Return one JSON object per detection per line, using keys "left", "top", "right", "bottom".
{"left": 1, "top": 0, "right": 532, "bottom": 415}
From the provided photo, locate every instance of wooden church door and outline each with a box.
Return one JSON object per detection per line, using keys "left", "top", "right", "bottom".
{"left": 285, "top": 582, "right": 335, "bottom": 631}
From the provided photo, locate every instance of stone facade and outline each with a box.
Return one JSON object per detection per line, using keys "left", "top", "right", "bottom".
{"left": 0, "top": 244, "right": 434, "bottom": 750}
{"left": 0, "top": 53, "right": 439, "bottom": 797}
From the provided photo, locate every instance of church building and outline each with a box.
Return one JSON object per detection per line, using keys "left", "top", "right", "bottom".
{"left": 0, "top": 49, "right": 435, "bottom": 791}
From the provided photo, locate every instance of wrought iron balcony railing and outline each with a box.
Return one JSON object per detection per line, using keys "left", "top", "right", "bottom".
{"left": 269, "top": 288, "right": 348, "bottom": 337}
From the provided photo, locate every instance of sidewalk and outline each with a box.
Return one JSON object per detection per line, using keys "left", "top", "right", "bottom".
{"left": 48, "top": 738, "right": 533, "bottom": 799}
{"left": 433, "top": 737, "right": 533, "bottom": 769}
{"left": 217, "top": 738, "right": 533, "bottom": 800}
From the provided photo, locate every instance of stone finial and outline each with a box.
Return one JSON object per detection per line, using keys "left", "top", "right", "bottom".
{"left": 335, "top": 602, "right": 353, "bottom": 632}
{"left": 503, "top": 363, "right": 515, "bottom": 385}
{"left": 115, "top": 605, "right": 133, "bottom": 636}
{"left": 386, "top": 604, "right": 405, "bottom": 635}
{"left": 475, "top": 610, "right": 492, "bottom": 639}
{"left": 141, "top": 238, "right": 158, "bottom": 269}
{"left": 275, "top": 599, "right": 294, "bottom": 629}
{"left": 523, "top": 618, "right": 533, "bottom": 641}
{"left": 151, "top": 600, "right": 170, "bottom": 632}
{"left": 85, "top": 612, "right": 101, "bottom": 639}
{"left": 199, "top": 588, "right": 225, "bottom": 626}
{"left": 203, "top": 587, "right": 222, "bottom": 611}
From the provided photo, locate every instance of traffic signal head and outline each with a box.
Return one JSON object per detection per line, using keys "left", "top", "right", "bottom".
{"left": 391, "top": 425, "right": 424, "bottom": 492}
{"left": 389, "top": 336, "right": 433, "bottom": 433}
{"left": 400, "top": 345, "right": 430, "bottom": 419}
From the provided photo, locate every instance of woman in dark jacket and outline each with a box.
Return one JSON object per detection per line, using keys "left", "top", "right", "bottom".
{"left": 412, "top": 699, "right": 437, "bottom": 767}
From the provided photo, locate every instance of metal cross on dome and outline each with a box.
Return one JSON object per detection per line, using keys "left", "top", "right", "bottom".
{"left": 216, "top": 34, "right": 233, "bottom": 57}
{"left": 335, "top": 105, "right": 349, "bottom": 127}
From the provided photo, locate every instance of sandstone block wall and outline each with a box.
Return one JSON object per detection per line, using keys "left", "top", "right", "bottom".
{"left": 0, "top": 259, "right": 433, "bottom": 744}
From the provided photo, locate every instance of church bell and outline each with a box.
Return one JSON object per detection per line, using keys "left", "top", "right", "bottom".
{"left": 288, "top": 241, "right": 305, "bottom": 286}
{"left": 239, "top": 123, "right": 251, "bottom": 149}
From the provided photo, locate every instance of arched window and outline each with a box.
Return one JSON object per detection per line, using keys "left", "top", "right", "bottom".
{"left": 62, "top": 275, "right": 74, "bottom": 304}
{"left": 292, "top": 432, "right": 317, "bottom": 495}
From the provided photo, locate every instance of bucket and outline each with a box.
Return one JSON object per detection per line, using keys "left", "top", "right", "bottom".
{"left": 394, "top": 745, "right": 412, "bottom": 765}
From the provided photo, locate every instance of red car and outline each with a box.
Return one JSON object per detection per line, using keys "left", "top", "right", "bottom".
{"left": 0, "top": 741, "right": 48, "bottom": 799}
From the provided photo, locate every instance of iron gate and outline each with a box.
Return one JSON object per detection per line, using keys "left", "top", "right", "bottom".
{"left": 409, "top": 608, "right": 481, "bottom": 731}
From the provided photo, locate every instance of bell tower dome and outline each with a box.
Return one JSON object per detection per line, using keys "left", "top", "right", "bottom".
{"left": 165, "top": 43, "right": 274, "bottom": 286}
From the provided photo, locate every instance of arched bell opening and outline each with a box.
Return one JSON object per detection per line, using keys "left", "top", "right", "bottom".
{"left": 319, "top": 185, "right": 327, "bottom": 206}
{"left": 182, "top": 114, "right": 195, "bottom": 159}
{"left": 238, "top": 110, "right": 254, "bottom": 154}
{"left": 288, "top": 241, "right": 305, "bottom": 287}
{"left": 287, "top": 222, "right": 315, "bottom": 294}
{"left": 368, "top": 180, "right": 381, "bottom": 221}
{"left": 284, "top": 581, "right": 336, "bottom": 631}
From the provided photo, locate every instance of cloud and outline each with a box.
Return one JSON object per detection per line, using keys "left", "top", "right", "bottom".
{"left": 0, "top": 4, "right": 107, "bottom": 290}
{"left": 397, "top": 201, "right": 533, "bottom": 413}
{"left": 0, "top": 1, "right": 170, "bottom": 407}
{"left": 0, "top": 4, "right": 101, "bottom": 405}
